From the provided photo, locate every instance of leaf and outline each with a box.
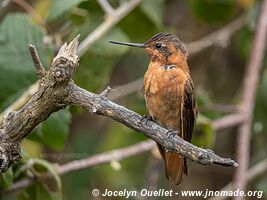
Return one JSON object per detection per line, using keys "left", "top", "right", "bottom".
{"left": 118, "top": 7, "right": 160, "bottom": 42}
{"left": 71, "top": 13, "right": 129, "bottom": 57}
{"left": 192, "top": 114, "right": 215, "bottom": 148}
{"left": 47, "top": 0, "right": 87, "bottom": 22}
{"left": 0, "top": 167, "right": 14, "bottom": 189}
{"left": 17, "top": 158, "right": 62, "bottom": 200}
{"left": 140, "top": 0, "right": 164, "bottom": 28}
{"left": 72, "top": 25, "right": 129, "bottom": 92}
{"left": 0, "top": 13, "right": 52, "bottom": 109}
{"left": 18, "top": 183, "right": 60, "bottom": 200}
{"left": 188, "top": 0, "right": 236, "bottom": 24}
{"left": 235, "top": 27, "right": 253, "bottom": 59}
{"left": 73, "top": 54, "right": 115, "bottom": 92}
{"left": 32, "top": 108, "right": 71, "bottom": 150}
{"left": 31, "top": 158, "right": 61, "bottom": 193}
{"left": 196, "top": 88, "right": 222, "bottom": 119}
{"left": 89, "top": 28, "right": 130, "bottom": 57}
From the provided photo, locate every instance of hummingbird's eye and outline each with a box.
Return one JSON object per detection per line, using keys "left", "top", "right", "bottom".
{"left": 155, "top": 43, "right": 162, "bottom": 49}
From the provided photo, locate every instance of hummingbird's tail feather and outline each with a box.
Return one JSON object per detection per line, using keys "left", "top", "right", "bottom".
{"left": 157, "top": 144, "right": 187, "bottom": 186}
{"left": 164, "top": 152, "right": 187, "bottom": 185}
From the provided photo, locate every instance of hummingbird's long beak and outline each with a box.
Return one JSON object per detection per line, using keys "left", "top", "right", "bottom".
{"left": 109, "top": 41, "right": 146, "bottom": 48}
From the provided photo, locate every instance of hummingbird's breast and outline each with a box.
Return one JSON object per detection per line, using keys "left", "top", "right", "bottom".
{"left": 144, "top": 62, "right": 188, "bottom": 130}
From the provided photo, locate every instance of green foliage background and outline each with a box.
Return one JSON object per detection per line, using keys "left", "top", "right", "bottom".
{"left": 0, "top": 0, "right": 266, "bottom": 199}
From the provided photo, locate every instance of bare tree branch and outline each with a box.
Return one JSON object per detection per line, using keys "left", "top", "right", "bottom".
{"left": 108, "top": 77, "right": 143, "bottom": 100}
{"left": 209, "top": 159, "right": 267, "bottom": 200}
{"left": 0, "top": 0, "right": 10, "bottom": 10}
{"left": 0, "top": 0, "right": 12, "bottom": 20}
{"left": 0, "top": 110, "right": 244, "bottom": 194}
{"left": 200, "top": 104, "right": 238, "bottom": 114}
{"left": 1, "top": 140, "right": 156, "bottom": 194}
{"left": 77, "top": 0, "right": 142, "bottom": 56}
{"left": 212, "top": 113, "right": 245, "bottom": 132}
{"left": 58, "top": 140, "right": 155, "bottom": 175}
{"left": 69, "top": 83, "right": 238, "bottom": 168}
{"left": 0, "top": 98, "right": 245, "bottom": 194}
{"left": 234, "top": 0, "right": 267, "bottom": 197}
{"left": 28, "top": 44, "right": 46, "bottom": 80}
{"left": 186, "top": 16, "right": 245, "bottom": 54}
{"left": 0, "top": 36, "right": 80, "bottom": 172}
{"left": 143, "top": 155, "right": 162, "bottom": 193}
{"left": 0, "top": 36, "right": 237, "bottom": 174}
{"left": 96, "top": 0, "right": 115, "bottom": 16}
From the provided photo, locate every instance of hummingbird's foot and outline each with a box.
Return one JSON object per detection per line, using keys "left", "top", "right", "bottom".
{"left": 140, "top": 114, "right": 153, "bottom": 124}
{"left": 166, "top": 130, "right": 176, "bottom": 139}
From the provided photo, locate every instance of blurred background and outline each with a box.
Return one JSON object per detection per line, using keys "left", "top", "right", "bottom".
{"left": 0, "top": 0, "right": 266, "bottom": 199}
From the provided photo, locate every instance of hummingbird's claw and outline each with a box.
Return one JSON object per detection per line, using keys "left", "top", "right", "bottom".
{"left": 140, "top": 114, "right": 153, "bottom": 125}
{"left": 166, "top": 130, "right": 176, "bottom": 139}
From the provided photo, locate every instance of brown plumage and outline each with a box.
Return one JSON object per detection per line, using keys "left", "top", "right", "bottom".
{"left": 109, "top": 32, "right": 198, "bottom": 185}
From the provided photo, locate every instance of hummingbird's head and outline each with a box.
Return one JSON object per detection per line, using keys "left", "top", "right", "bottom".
{"left": 109, "top": 32, "right": 188, "bottom": 65}
{"left": 144, "top": 32, "right": 188, "bottom": 63}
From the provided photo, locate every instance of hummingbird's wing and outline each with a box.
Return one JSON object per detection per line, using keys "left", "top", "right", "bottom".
{"left": 179, "top": 77, "right": 198, "bottom": 176}
{"left": 181, "top": 77, "right": 198, "bottom": 142}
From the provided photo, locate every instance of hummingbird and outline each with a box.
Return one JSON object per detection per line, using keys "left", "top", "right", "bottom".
{"left": 109, "top": 32, "right": 198, "bottom": 185}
